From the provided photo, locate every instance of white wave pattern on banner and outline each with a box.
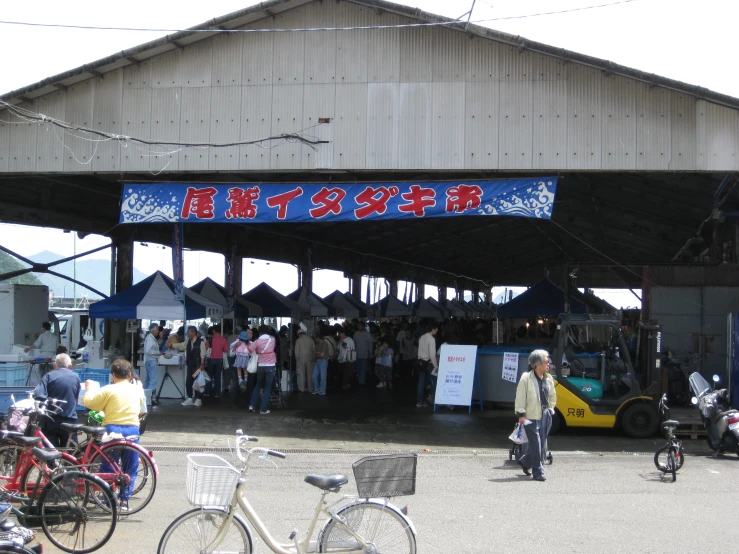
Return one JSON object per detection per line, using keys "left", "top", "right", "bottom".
{"left": 120, "top": 190, "right": 180, "bottom": 223}
{"left": 477, "top": 180, "right": 555, "bottom": 218}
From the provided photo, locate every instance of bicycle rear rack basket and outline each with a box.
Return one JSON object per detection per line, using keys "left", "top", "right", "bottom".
{"left": 352, "top": 454, "right": 417, "bottom": 498}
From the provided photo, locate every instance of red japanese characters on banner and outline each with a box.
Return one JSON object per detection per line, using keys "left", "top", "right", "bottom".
{"left": 309, "top": 187, "right": 347, "bottom": 219}
{"left": 225, "top": 186, "right": 260, "bottom": 220}
{"left": 445, "top": 184, "right": 484, "bottom": 214}
{"left": 397, "top": 185, "right": 436, "bottom": 217}
{"left": 181, "top": 186, "right": 218, "bottom": 220}
{"left": 354, "top": 186, "right": 400, "bottom": 219}
{"left": 266, "top": 187, "right": 304, "bottom": 220}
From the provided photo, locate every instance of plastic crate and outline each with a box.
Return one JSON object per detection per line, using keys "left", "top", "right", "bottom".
{"left": 0, "top": 364, "right": 29, "bottom": 387}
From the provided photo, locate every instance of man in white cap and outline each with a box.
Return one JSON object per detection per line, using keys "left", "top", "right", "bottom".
{"left": 294, "top": 323, "right": 315, "bottom": 393}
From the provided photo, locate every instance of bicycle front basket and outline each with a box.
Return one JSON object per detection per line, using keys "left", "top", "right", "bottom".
{"left": 186, "top": 454, "right": 241, "bottom": 507}
{"left": 352, "top": 454, "right": 417, "bottom": 498}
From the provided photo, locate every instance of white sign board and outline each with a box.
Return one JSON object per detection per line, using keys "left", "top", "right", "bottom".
{"left": 502, "top": 352, "right": 519, "bottom": 383}
{"left": 126, "top": 319, "right": 140, "bottom": 333}
{"left": 434, "top": 344, "right": 478, "bottom": 407}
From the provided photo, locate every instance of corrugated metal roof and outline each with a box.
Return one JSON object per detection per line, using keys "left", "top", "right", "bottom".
{"left": 2, "top": 0, "right": 738, "bottom": 112}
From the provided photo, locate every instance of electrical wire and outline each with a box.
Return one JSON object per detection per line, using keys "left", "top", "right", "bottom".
{"left": 0, "top": 1, "right": 640, "bottom": 35}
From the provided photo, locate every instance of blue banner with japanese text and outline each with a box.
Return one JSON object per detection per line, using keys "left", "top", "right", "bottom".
{"left": 119, "top": 177, "right": 557, "bottom": 224}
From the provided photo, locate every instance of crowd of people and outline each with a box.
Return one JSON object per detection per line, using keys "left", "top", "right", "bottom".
{"left": 137, "top": 317, "right": 497, "bottom": 413}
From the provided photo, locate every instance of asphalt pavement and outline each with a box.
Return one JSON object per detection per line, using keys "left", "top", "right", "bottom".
{"left": 42, "top": 446, "right": 739, "bottom": 554}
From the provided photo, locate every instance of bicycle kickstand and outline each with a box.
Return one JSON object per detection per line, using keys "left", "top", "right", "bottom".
{"left": 289, "top": 530, "right": 303, "bottom": 554}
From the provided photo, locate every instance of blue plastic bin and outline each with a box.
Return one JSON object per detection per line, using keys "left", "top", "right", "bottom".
{"left": 0, "top": 364, "right": 29, "bottom": 387}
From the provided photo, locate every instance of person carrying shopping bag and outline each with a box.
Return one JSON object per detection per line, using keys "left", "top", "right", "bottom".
{"left": 247, "top": 325, "right": 277, "bottom": 414}
{"left": 514, "top": 350, "right": 557, "bottom": 482}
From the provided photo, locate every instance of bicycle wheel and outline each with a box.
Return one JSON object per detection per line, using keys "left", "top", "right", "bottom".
{"left": 88, "top": 443, "right": 157, "bottom": 515}
{"left": 319, "top": 501, "right": 416, "bottom": 553}
{"left": 654, "top": 445, "right": 684, "bottom": 473}
{"left": 0, "top": 543, "right": 39, "bottom": 553}
{"left": 158, "top": 508, "right": 252, "bottom": 554}
{"left": 668, "top": 449, "right": 678, "bottom": 482}
{"left": 20, "top": 456, "right": 78, "bottom": 497}
{"left": 38, "top": 471, "right": 117, "bottom": 554}
{"left": 0, "top": 445, "right": 24, "bottom": 479}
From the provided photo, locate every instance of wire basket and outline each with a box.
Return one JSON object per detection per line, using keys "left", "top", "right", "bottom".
{"left": 352, "top": 454, "right": 417, "bottom": 498}
{"left": 186, "top": 454, "right": 241, "bottom": 507}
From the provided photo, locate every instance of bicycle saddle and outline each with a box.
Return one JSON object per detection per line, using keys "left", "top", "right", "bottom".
{"left": 31, "top": 447, "right": 62, "bottom": 463}
{"left": 60, "top": 423, "right": 85, "bottom": 432}
{"left": 79, "top": 426, "right": 107, "bottom": 436}
{"left": 7, "top": 436, "right": 43, "bottom": 447}
{"left": 304, "top": 474, "right": 349, "bottom": 490}
{"left": 661, "top": 420, "right": 680, "bottom": 428}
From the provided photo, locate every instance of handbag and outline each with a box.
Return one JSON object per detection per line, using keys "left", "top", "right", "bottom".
{"left": 246, "top": 353, "right": 259, "bottom": 374}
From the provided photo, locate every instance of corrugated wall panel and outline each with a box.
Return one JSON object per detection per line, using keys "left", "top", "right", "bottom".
{"left": 464, "top": 81, "right": 499, "bottom": 169}
{"left": 302, "top": 84, "right": 335, "bottom": 169}
{"left": 178, "top": 41, "right": 213, "bottom": 88}
{"left": 241, "top": 19, "right": 274, "bottom": 85}
{"left": 272, "top": 8, "right": 306, "bottom": 85}
{"left": 431, "top": 28, "right": 466, "bottom": 82}
{"left": 91, "top": 70, "right": 123, "bottom": 172}
{"left": 36, "top": 92, "right": 66, "bottom": 172}
{"left": 636, "top": 83, "right": 671, "bottom": 170}
{"left": 270, "top": 85, "right": 304, "bottom": 170}
{"left": 211, "top": 33, "right": 243, "bottom": 87}
{"left": 303, "top": 1, "right": 336, "bottom": 85}
{"left": 151, "top": 50, "right": 181, "bottom": 88}
{"left": 698, "top": 100, "right": 739, "bottom": 171}
{"left": 150, "top": 88, "right": 181, "bottom": 172}
{"left": 532, "top": 54, "right": 567, "bottom": 81}
{"left": 465, "top": 38, "right": 499, "bottom": 82}
{"left": 120, "top": 88, "right": 152, "bottom": 172}
{"left": 669, "top": 92, "right": 697, "bottom": 170}
{"left": 601, "top": 75, "right": 636, "bottom": 170}
{"left": 366, "top": 83, "right": 399, "bottom": 169}
{"left": 367, "top": 13, "right": 402, "bottom": 83}
{"left": 178, "top": 87, "right": 211, "bottom": 171}
{"left": 532, "top": 80, "right": 567, "bottom": 170}
{"left": 498, "top": 81, "right": 533, "bottom": 169}
{"left": 431, "top": 82, "right": 464, "bottom": 169}
{"left": 398, "top": 83, "right": 432, "bottom": 169}
{"left": 63, "top": 81, "right": 94, "bottom": 171}
{"left": 499, "top": 45, "right": 532, "bottom": 81}
{"left": 240, "top": 85, "right": 272, "bottom": 170}
{"left": 335, "top": 1, "right": 369, "bottom": 83}
{"left": 400, "top": 27, "right": 433, "bottom": 83}
{"left": 209, "top": 86, "right": 242, "bottom": 171}
{"left": 8, "top": 100, "right": 38, "bottom": 172}
{"left": 123, "top": 59, "right": 152, "bottom": 89}
{"left": 567, "top": 64, "right": 602, "bottom": 169}
{"left": 334, "top": 83, "right": 367, "bottom": 169}
{"left": 0, "top": 118, "right": 8, "bottom": 172}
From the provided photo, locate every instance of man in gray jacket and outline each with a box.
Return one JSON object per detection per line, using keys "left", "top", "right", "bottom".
{"left": 352, "top": 322, "right": 373, "bottom": 387}
{"left": 514, "top": 349, "right": 557, "bottom": 481}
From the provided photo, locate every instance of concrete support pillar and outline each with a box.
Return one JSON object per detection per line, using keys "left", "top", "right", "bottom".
{"left": 389, "top": 280, "right": 398, "bottom": 297}
{"left": 415, "top": 281, "right": 424, "bottom": 302}
{"left": 484, "top": 290, "right": 492, "bottom": 304}
{"left": 299, "top": 264, "right": 313, "bottom": 293}
{"left": 115, "top": 236, "right": 134, "bottom": 294}
{"left": 439, "top": 286, "right": 448, "bottom": 303}
{"left": 350, "top": 274, "right": 362, "bottom": 301}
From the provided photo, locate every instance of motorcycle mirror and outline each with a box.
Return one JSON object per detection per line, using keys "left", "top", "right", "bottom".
{"left": 691, "top": 397, "right": 698, "bottom": 405}
{"left": 712, "top": 374, "right": 720, "bottom": 383}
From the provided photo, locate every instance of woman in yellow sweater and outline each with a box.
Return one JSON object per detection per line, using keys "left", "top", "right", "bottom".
{"left": 83, "top": 359, "right": 145, "bottom": 510}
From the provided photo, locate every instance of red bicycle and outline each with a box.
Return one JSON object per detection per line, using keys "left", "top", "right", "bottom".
{"left": 1, "top": 398, "right": 158, "bottom": 514}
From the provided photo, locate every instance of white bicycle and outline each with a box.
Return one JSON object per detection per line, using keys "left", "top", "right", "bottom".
{"left": 157, "top": 430, "right": 418, "bottom": 554}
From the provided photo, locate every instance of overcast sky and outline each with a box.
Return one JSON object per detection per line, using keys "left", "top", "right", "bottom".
{"left": 1, "top": 0, "right": 720, "bottom": 308}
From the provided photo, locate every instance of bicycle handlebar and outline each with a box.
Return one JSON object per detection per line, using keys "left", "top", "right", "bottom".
{"left": 233, "top": 430, "right": 285, "bottom": 464}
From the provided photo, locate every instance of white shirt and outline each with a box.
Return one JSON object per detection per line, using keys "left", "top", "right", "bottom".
{"left": 144, "top": 333, "right": 160, "bottom": 362}
{"left": 33, "top": 331, "right": 59, "bottom": 358}
{"left": 418, "top": 333, "right": 438, "bottom": 370}
{"left": 338, "top": 337, "right": 355, "bottom": 362}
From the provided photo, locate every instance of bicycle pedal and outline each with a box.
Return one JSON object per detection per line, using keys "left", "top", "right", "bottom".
{"left": 289, "top": 530, "right": 296, "bottom": 540}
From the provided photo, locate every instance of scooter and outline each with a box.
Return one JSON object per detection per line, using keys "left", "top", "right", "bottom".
{"left": 688, "top": 372, "right": 739, "bottom": 457}
{"left": 0, "top": 501, "right": 42, "bottom": 554}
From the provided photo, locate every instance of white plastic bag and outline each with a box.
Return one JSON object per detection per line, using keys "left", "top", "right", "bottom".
{"left": 508, "top": 424, "right": 529, "bottom": 445}
{"left": 193, "top": 371, "right": 207, "bottom": 392}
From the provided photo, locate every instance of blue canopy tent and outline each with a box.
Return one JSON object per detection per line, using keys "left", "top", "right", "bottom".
{"left": 190, "top": 277, "right": 262, "bottom": 319}
{"left": 242, "top": 282, "right": 303, "bottom": 319}
{"left": 496, "top": 278, "right": 587, "bottom": 318}
{"left": 323, "top": 291, "right": 366, "bottom": 319}
{"left": 372, "top": 295, "right": 411, "bottom": 318}
{"left": 411, "top": 297, "right": 445, "bottom": 318}
{"left": 287, "top": 287, "right": 337, "bottom": 318}
{"left": 342, "top": 293, "right": 376, "bottom": 319}
{"left": 90, "top": 271, "right": 223, "bottom": 320}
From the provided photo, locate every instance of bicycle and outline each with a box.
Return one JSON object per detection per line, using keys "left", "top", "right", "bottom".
{"left": 158, "top": 429, "right": 417, "bottom": 554}
{"left": 0, "top": 431, "right": 117, "bottom": 553}
{"left": 1, "top": 397, "right": 158, "bottom": 514}
{"left": 653, "top": 394, "right": 684, "bottom": 482}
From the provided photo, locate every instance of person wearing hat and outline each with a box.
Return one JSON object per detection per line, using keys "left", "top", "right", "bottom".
{"left": 143, "top": 322, "right": 161, "bottom": 405}
{"left": 294, "top": 323, "right": 315, "bottom": 393}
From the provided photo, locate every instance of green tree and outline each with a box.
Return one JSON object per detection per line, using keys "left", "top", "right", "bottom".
{"left": 0, "top": 251, "right": 43, "bottom": 286}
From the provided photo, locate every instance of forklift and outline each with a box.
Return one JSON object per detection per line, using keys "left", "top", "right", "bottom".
{"left": 549, "top": 314, "right": 661, "bottom": 438}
